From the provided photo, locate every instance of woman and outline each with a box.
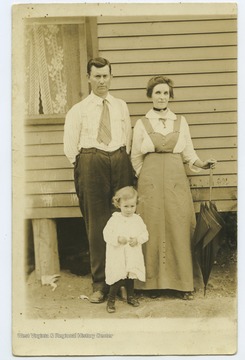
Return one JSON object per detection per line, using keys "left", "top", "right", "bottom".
{"left": 131, "top": 76, "right": 216, "bottom": 299}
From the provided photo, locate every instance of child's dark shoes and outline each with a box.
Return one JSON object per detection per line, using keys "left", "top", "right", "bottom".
{"left": 106, "top": 300, "right": 116, "bottom": 313}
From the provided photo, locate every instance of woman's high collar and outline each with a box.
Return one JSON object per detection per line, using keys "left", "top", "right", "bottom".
{"left": 146, "top": 108, "right": 177, "bottom": 120}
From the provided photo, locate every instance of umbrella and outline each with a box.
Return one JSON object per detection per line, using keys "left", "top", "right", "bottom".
{"left": 193, "top": 169, "right": 224, "bottom": 295}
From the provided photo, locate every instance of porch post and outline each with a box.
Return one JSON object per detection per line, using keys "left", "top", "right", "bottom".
{"left": 32, "top": 219, "right": 60, "bottom": 285}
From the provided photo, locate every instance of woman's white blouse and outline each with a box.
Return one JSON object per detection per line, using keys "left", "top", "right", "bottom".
{"left": 131, "top": 108, "right": 201, "bottom": 176}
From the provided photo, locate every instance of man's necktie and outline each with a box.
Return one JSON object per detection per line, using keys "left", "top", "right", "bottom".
{"left": 97, "top": 99, "right": 111, "bottom": 145}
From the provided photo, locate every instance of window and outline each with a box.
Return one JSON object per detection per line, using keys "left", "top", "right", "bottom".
{"left": 24, "top": 17, "right": 97, "bottom": 121}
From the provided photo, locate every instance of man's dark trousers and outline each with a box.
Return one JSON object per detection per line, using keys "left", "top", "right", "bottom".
{"left": 74, "top": 147, "right": 134, "bottom": 292}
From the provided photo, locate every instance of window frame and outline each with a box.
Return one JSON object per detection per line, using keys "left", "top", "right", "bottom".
{"left": 24, "top": 16, "right": 98, "bottom": 125}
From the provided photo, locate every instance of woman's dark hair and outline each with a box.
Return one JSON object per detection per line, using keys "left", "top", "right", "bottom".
{"left": 87, "top": 57, "right": 112, "bottom": 75}
{"left": 146, "top": 76, "right": 174, "bottom": 99}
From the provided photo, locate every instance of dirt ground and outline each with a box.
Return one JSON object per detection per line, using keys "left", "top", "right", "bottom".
{"left": 25, "top": 244, "right": 237, "bottom": 320}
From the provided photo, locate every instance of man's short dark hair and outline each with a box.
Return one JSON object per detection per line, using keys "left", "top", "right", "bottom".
{"left": 87, "top": 57, "right": 112, "bottom": 75}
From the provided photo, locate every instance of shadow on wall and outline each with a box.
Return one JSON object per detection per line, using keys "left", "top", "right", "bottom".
{"left": 222, "top": 212, "right": 237, "bottom": 249}
{"left": 25, "top": 218, "right": 90, "bottom": 277}
{"left": 56, "top": 218, "right": 90, "bottom": 276}
{"left": 25, "top": 219, "right": 35, "bottom": 276}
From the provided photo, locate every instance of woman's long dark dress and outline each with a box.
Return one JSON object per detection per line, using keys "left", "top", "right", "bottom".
{"left": 135, "top": 116, "right": 197, "bottom": 291}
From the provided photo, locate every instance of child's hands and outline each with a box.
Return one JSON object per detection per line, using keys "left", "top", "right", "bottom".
{"left": 118, "top": 236, "right": 128, "bottom": 245}
{"left": 118, "top": 236, "right": 138, "bottom": 246}
{"left": 128, "top": 237, "right": 138, "bottom": 247}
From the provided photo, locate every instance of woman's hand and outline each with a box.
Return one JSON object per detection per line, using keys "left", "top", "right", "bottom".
{"left": 201, "top": 158, "right": 217, "bottom": 170}
{"left": 128, "top": 237, "right": 138, "bottom": 247}
{"left": 194, "top": 158, "right": 217, "bottom": 170}
{"left": 118, "top": 236, "right": 128, "bottom": 245}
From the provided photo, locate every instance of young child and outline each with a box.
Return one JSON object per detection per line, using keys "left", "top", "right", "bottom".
{"left": 103, "top": 186, "right": 149, "bottom": 313}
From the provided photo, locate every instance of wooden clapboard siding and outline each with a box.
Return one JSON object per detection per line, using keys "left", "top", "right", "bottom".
{"left": 99, "top": 33, "right": 237, "bottom": 50}
{"left": 97, "top": 14, "right": 237, "bottom": 212}
{"left": 98, "top": 17, "right": 237, "bottom": 36}
{"left": 26, "top": 168, "right": 74, "bottom": 182}
{"left": 192, "top": 137, "right": 237, "bottom": 149}
{"left": 26, "top": 181, "right": 75, "bottom": 195}
{"left": 165, "top": 112, "right": 237, "bottom": 125}
{"left": 110, "top": 72, "right": 237, "bottom": 90}
{"left": 100, "top": 46, "right": 236, "bottom": 63}
{"left": 25, "top": 155, "right": 71, "bottom": 170}
{"left": 112, "top": 59, "right": 237, "bottom": 76}
{"left": 24, "top": 120, "right": 75, "bottom": 218}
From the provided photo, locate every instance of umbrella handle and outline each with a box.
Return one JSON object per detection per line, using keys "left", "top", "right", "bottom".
{"left": 209, "top": 168, "right": 213, "bottom": 202}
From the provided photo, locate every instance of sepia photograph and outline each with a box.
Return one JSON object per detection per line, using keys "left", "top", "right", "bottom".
{"left": 9, "top": 1, "right": 240, "bottom": 357}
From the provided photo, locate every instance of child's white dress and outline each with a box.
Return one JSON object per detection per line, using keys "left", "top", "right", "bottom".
{"left": 103, "top": 212, "right": 149, "bottom": 285}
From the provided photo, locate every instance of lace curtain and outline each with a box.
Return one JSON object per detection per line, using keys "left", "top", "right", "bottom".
{"left": 25, "top": 24, "right": 79, "bottom": 115}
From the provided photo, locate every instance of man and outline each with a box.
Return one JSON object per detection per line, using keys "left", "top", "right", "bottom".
{"left": 64, "top": 57, "right": 134, "bottom": 303}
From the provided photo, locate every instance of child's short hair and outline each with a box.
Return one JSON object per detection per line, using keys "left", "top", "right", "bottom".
{"left": 112, "top": 186, "right": 138, "bottom": 209}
